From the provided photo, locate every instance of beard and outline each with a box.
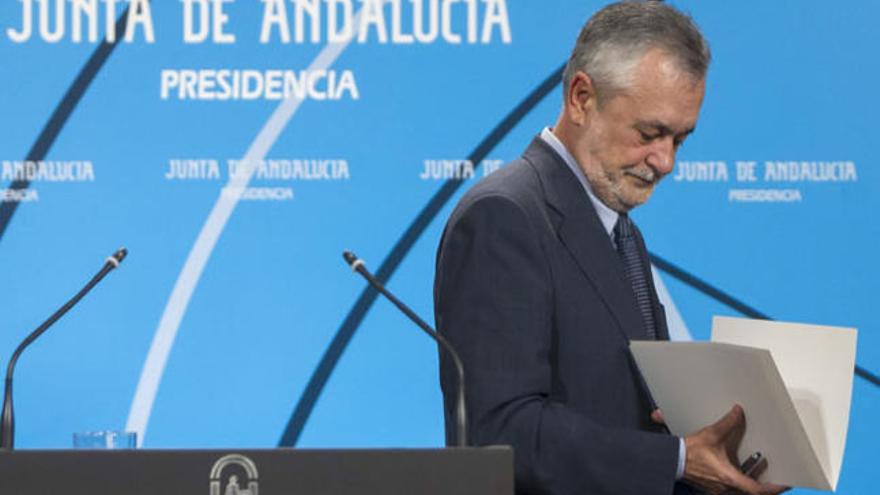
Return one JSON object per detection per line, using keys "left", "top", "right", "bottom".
{"left": 591, "top": 164, "right": 660, "bottom": 212}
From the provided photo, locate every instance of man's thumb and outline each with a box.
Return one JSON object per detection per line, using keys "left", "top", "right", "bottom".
{"left": 711, "top": 404, "right": 745, "bottom": 440}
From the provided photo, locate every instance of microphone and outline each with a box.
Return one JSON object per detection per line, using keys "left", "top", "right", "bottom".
{"left": 0, "top": 248, "right": 128, "bottom": 449}
{"left": 342, "top": 251, "right": 469, "bottom": 447}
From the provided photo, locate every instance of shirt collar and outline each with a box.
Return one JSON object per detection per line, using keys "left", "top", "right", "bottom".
{"left": 539, "top": 127, "right": 619, "bottom": 238}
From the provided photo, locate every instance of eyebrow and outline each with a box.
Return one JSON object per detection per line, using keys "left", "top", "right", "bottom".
{"left": 635, "top": 120, "right": 696, "bottom": 137}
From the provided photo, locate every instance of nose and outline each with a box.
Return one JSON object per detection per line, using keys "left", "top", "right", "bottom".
{"left": 645, "top": 137, "right": 676, "bottom": 176}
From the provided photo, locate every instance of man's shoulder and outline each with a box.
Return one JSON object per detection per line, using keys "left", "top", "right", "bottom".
{"left": 456, "top": 156, "right": 544, "bottom": 213}
{"left": 438, "top": 156, "right": 553, "bottom": 269}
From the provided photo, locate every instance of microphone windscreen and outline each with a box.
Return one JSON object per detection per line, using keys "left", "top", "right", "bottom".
{"left": 342, "top": 251, "right": 358, "bottom": 267}
{"left": 113, "top": 248, "right": 128, "bottom": 264}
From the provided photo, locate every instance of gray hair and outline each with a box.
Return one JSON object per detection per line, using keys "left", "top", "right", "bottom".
{"left": 562, "top": 1, "right": 710, "bottom": 104}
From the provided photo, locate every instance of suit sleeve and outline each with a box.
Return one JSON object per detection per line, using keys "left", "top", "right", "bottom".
{"left": 434, "top": 194, "right": 679, "bottom": 495}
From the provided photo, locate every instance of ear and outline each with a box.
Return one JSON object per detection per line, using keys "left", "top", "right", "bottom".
{"left": 564, "top": 71, "right": 598, "bottom": 126}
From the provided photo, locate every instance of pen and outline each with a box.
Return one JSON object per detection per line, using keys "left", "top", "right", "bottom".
{"left": 740, "top": 451, "right": 763, "bottom": 477}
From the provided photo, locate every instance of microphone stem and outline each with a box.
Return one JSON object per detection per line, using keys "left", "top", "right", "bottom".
{"left": 1, "top": 259, "right": 118, "bottom": 449}
{"left": 356, "top": 267, "right": 469, "bottom": 448}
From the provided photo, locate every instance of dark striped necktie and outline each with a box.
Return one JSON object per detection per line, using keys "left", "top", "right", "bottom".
{"left": 614, "top": 214, "right": 657, "bottom": 340}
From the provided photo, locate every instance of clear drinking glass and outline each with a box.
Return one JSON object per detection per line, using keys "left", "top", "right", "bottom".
{"left": 72, "top": 430, "right": 137, "bottom": 449}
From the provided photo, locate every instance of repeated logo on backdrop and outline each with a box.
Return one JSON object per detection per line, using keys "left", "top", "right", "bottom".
{"left": 675, "top": 159, "right": 859, "bottom": 203}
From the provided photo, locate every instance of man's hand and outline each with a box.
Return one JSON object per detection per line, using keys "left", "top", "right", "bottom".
{"left": 683, "top": 405, "right": 789, "bottom": 495}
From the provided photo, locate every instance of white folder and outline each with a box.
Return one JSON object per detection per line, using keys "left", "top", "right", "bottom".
{"left": 630, "top": 316, "right": 856, "bottom": 491}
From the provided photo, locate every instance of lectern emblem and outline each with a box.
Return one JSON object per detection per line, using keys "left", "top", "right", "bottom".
{"left": 209, "top": 454, "right": 259, "bottom": 495}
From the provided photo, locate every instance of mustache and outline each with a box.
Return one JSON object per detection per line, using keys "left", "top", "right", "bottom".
{"left": 623, "top": 165, "right": 658, "bottom": 183}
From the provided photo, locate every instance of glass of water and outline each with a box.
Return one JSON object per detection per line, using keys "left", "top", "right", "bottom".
{"left": 72, "top": 430, "right": 137, "bottom": 449}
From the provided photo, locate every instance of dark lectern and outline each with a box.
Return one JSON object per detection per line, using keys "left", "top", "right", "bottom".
{"left": 0, "top": 447, "right": 513, "bottom": 495}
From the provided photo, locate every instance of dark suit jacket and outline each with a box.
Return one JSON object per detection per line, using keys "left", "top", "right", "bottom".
{"left": 434, "top": 137, "right": 683, "bottom": 495}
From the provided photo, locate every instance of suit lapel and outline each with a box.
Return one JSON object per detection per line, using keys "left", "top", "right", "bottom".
{"left": 523, "top": 138, "right": 647, "bottom": 342}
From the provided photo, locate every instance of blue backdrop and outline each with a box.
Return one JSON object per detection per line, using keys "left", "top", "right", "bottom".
{"left": 1, "top": 1, "right": 876, "bottom": 493}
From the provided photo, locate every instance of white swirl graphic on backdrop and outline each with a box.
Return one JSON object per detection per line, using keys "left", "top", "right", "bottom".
{"left": 125, "top": 9, "right": 371, "bottom": 447}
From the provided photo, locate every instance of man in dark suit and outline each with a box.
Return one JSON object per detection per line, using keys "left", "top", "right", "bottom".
{"left": 434, "top": 2, "right": 787, "bottom": 494}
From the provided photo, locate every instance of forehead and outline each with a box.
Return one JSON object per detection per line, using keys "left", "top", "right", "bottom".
{"left": 610, "top": 49, "right": 706, "bottom": 132}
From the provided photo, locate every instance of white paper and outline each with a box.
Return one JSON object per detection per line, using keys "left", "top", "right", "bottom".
{"left": 712, "top": 316, "right": 856, "bottom": 491}
{"left": 630, "top": 317, "right": 856, "bottom": 491}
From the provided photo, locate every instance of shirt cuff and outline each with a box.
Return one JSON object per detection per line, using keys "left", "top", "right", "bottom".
{"left": 676, "top": 437, "right": 687, "bottom": 480}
